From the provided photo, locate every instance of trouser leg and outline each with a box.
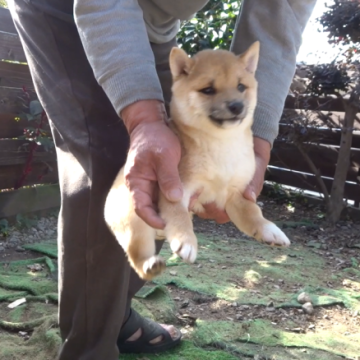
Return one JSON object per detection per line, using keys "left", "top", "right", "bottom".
{"left": 8, "top": 0, "right": 175, "bottom": 358}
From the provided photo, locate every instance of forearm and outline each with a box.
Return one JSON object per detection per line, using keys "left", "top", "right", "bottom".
{"left": 74, "top": 0, "right": 164, "bottom": 116}
{"left": 231, "top": 0, "right": 316, "bottom": 146}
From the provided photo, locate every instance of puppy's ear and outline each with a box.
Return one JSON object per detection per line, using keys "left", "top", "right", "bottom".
{"left": 169, "top": 47, "right": 194, "bottom": 79}
{"left": 238, "top": 41, "right": 260, "bottom": 74}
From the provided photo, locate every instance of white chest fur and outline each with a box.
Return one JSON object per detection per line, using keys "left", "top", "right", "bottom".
{"left": 179, "top": 124, "right": 256, "bottom": 211}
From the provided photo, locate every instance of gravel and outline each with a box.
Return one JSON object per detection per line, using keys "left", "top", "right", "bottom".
{"left": 1, "top": 216, "right": 58, "bottom": 249}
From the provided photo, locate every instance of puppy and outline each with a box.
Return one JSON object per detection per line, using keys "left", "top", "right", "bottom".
{"left": 104, "top": 42, "right": 290, "bottom": 280}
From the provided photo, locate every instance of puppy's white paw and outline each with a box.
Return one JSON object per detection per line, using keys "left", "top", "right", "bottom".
{"left": 179, "top": 243, "right": 197, "bottom": 263}
{"left": 170, "top": 235, "right": 198, "bottom": 263}
{"left": 258, "top": 223, "right": 290, "bottom": 247}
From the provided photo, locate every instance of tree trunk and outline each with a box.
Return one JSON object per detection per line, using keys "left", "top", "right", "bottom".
{"left": 327, "top": 102, "right": 357, "bottom": 224}
{"left": 296, "top": 142, "right": 330, "bottom": 207}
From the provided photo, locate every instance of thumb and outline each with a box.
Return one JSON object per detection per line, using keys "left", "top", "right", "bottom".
{"left": 157, "top": 161, "right": 183, "bottom": 202}
{"left": 243, "top": 182, "right": 257, "bottom": 203}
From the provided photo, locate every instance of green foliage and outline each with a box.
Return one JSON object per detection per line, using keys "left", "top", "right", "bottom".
{"left": 178, "top": 0, "right": 241, "bottom": 55}
{"left": 20, "top": 100, "right": 54, "bottom": 152}
{"left": 307, "top": 63, "right": 351, "bottom": 96}
{"left": 351, "top": 257, "right": 359, "bottom": 268}
{"left": 319, "top": 0, "right": 360, "bottom": 46}
{"left": 0, "top": 219, "right": 9, "bottom": 237}
{"left": 0, "top": 0, "right": 7, "bottom": 8}
{"left": 318, "top": 0, "right": 360, "bottom": 61}
{"left": 16, "top": 213, "right": 38, "bottom": 229}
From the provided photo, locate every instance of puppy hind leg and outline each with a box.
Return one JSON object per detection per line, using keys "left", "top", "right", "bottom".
{"left": 225, "top": 194, "right": 290, "bottom": 247}
{"left": 124, "top": 219, "right": 166, "bottom": 281}
{"left": 104, "top": 169, "right": 165, "bottom": 280}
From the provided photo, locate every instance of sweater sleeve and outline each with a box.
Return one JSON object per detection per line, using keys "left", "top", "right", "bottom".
{"left": 231, "top": 0, "right": 316, "bottom": 146}
{"left": 73, "top": 0, "right": 164, "bottom": 115}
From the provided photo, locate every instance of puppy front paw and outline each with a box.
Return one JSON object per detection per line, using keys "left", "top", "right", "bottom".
{"left": 255, "top": 222, "right": 290, "bottom": 247}
{"left": 170, "top": 233, "right": 198, "bottom": 263}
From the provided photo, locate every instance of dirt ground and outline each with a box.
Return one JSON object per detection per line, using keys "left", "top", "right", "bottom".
{"left": 170, "top": 286, "right": 360, "bottom": 337}
{"left": 1, "top": 192, "right": 360, "bottom": 359}
{"left": 185, "top": 194, "right": 360, "bottom": 338}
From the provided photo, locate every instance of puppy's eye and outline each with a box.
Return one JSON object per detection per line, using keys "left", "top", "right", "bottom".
{"left": 199, "top": 87, "right": 216, "bottom": 95}
{"left": 237, "top": 83, "right": 246, "bottom": 92}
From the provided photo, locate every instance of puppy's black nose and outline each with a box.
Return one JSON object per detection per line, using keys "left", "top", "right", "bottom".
{"left": 227, "top": 101, "right": 244, "bottom": 115}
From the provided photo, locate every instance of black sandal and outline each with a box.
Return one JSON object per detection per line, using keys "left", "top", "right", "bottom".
{"left": 117, "top": 309, "right": 182, "bottom": 354}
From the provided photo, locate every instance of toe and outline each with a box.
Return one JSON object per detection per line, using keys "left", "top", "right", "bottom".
{"left": 148, "top": 325, "right": 178, "bottom": 344}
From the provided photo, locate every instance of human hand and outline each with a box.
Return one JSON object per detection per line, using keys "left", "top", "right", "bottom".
{"left": 121, "top": 100, "right": 183, "bottom": 229}
{"left": 189, "top": 137, "right": 271, "bottom": 223}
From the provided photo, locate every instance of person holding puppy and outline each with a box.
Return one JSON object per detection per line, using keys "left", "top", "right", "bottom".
{"left": 8, "top": 0, "right": 316, "bottom": 359}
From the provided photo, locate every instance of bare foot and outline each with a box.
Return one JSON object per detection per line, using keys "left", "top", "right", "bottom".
{"left": 126, "top": 324, "right": 179, "bottom": 344}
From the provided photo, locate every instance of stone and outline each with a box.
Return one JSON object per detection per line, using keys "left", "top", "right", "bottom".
{"left": 302, "top": 302, "right": 314, "bottom": 315}
{"left": 37, "top": 223, "right": 46, "bottom": 231}
{"left": 297, "top": 292, "right": 312, "bottom": 304}
{"left": 27, "top": 263, "right": 43, "bottom": 272}
{"left": 9, "top": 236, "right": 19, "bottom": 243}
{"left": 180, "top": 299, "right": 190, "bottom": 309}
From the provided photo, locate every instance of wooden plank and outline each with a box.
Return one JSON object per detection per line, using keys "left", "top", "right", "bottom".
{"left": 0, "top": 61, "right": 33, "bottom": 89}
{"left": 278, "top": 123, "right": 360, "bottom": 148}
{"left": 0, "top": 184, "right": 60, "bottom": 218}
{"left": 0, "top": 161, "right": 58, "bottom": 190}
{"left": 0, "top": 113, "right": 30, "bottom": 138}
{"left": 0, "top": 30, "right": 26, "bottom": 62}
{"left": 0, "top": 7, "right": 17, "bottom": 34}
{"left": 285, "top": 95, "right": 347, "bottom": 112}
{"left": 0, "top": 86, "right": 36, "bottom": 114}
{"left": 0, "top": 139, "right": 29, "bottom": 150}
{"left": 266, "top": 166, "right": 360, "bottom": 202}
{"left": 281, "top": 108, "right": 360, "bottom": 130}
{"left": 0, "top": 139, "right": 56, "bottom": 166}
{"left": 262, "top": 183, "right": 360, "bottom": 221}
{"left": 271, "top": 142, "right": 360, "bottom": 183}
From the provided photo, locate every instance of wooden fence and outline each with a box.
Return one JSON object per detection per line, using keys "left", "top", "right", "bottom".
{"left": 0, "top": 7, "right": 59, "bottom": 218}
{"left": 268, "top": 110, "right": 360, "bottom": 207}
{"left": 0, "top": 7, "right": 360, "bottom": 218}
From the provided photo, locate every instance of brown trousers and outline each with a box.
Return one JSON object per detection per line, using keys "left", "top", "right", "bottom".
{"left": 8, "top": 1, "right": 174, "bottom": 358}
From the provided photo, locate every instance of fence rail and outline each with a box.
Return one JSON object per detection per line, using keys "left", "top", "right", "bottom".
{"left": 0, "top": 7, "right": 360, "bottom": 216}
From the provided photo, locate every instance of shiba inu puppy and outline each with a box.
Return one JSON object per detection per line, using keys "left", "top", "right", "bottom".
{"left": 104, "top": 42, "right": 290, "bottom": 280}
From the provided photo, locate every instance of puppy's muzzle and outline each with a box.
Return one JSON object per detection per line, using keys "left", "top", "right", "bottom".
{"left": 227, "top": 101, "right": 244, "bottom": 116}
{"left": 209, "top": 101, "right": 245, "bottom": 126}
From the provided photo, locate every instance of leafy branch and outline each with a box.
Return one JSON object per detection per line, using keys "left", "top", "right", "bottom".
{"left": 178, "top": 0, "right": 241, "bottom": 55}
{"left": 14, "top": 87, "right": 54, "bottom": 189}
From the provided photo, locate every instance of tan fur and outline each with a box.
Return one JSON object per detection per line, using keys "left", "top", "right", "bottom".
{"left": 104, "top": 42, "right": 290, "bottom": 280}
